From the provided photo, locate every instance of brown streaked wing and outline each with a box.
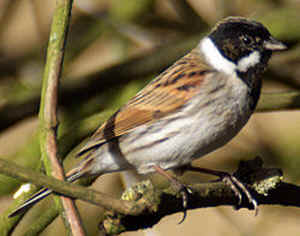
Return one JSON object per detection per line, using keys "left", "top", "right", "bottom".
{"left": 78, "top": 49, "right": 216, "bottom": 155}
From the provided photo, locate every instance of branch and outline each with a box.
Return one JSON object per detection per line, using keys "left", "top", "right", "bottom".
{"left": 0, "top": 112, "right": 115, "bottom": 235}
{"left": 100, "top": 157, "right": 291, "bottom": 235}
{"left": 0, "top": 158, "right": 141, "bottom": 215}
{"left": 37, "top": 0, "right": 85, "bottom": 235}
{"left": 257, "top": 91, "right": 300, "bottom": 112}
{"left": 2, "top": 157, "right": 300, "bottom": 235}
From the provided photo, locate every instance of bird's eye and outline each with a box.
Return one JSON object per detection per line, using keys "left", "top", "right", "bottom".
{"left": 242, "top": 36, "right": 251, "bottom": 45}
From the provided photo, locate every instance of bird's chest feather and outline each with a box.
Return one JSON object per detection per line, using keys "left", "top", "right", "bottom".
{"left": 184, "top": 74, "right": 254, "bottom": 160}
{"left": 119, "top": 74, "right": 256, "bottom": 173}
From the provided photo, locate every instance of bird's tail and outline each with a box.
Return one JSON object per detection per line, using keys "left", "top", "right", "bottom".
{"left": 8, "top": 170, "right": 83, "bottom": 218}
{"left": 9, "top": 188, "right": 53, "bottom": 217}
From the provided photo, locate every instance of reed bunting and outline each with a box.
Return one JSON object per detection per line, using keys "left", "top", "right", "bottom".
{"left": 10, "top": 16, "right": 286, "bottom": 218}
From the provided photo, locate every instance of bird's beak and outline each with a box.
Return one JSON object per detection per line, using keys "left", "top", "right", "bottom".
{"left": 263, "top": 36, "right": 287, "bottom": 51}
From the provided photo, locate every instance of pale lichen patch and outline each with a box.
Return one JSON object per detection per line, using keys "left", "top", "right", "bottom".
{"left": 13, "top": 183, "right": 32, "bottom": 199}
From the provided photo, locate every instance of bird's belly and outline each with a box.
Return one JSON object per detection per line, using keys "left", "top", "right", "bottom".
{"left": 119, "top": 92, "right": 253, "bottom": 174}
{"left": 90, "top": 77, "right": 254, "bottom": 175}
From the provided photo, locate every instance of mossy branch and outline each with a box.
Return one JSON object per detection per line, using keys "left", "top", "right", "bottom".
{"left": 1, "top": 157, "right": 300, "bottom": 235}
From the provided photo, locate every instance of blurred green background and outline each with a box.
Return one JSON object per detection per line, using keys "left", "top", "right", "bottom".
{"left": 0, "top": 0, "right": 300, "bottom": 235}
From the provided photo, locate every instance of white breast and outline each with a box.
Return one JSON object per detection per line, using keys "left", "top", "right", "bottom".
{"left": 117, "top": 72, "right": 253, "bottom": 174}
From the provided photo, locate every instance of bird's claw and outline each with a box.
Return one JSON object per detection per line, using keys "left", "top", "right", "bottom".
{"left": 221, "top": 173, "right": 258, "bottom": 214}
{"left": 177, "top": 185, "right": 192, "bottom": 224}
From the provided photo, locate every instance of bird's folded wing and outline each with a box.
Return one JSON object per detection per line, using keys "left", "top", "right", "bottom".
{"left": 78, "top": 50, "right": 215, "bottom": 155}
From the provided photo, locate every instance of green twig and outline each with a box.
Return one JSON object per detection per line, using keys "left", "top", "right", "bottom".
{"left": 37, "top": 0, "right": 86, "bottom": 235}
{"left": 0, "top": 158, "right": 141, "bottom": 215}
{"left": 23, "top": 209, "right": 59, "bottom": 236}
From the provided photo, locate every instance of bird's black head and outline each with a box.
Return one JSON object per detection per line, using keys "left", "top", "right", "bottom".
{"left": 209, "top": 17, "right": 286, "bottom": 73}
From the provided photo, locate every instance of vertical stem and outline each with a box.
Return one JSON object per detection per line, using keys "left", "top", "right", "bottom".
{"left": 38, "top": 0, "right": 86, "bottom": 235}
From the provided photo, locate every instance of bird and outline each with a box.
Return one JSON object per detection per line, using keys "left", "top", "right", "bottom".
{"left": 9, "top": 16, "right": 286, "bottom": 218}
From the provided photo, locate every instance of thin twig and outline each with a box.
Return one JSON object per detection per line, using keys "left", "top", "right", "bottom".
{"left": 0, "top": 158, "right": 141, "bottom": 215}
{"left": 38, "top": 0, "right": 85, "bottom": 235}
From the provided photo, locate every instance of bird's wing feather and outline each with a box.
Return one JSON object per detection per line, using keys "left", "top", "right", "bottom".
{"left": 78, "top": 50, "right": 215, "bottom": 155}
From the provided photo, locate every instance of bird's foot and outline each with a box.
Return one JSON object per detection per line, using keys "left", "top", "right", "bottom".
{"left": 153, "top": 165, "right": 192, "bottom": 223}
{"left": 185, "top": 165, "right": 258, "bottom": 215}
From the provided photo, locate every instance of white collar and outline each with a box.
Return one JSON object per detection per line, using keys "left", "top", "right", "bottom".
{"left": 199, "top": 37, "right": 260, "bottom": 74}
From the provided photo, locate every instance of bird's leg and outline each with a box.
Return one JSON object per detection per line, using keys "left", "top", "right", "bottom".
{"left": 184, "top": 165, "right": 258, "bottom": 215}
{"left": 153, "top": 165, "right": 192, "bottom": 223}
